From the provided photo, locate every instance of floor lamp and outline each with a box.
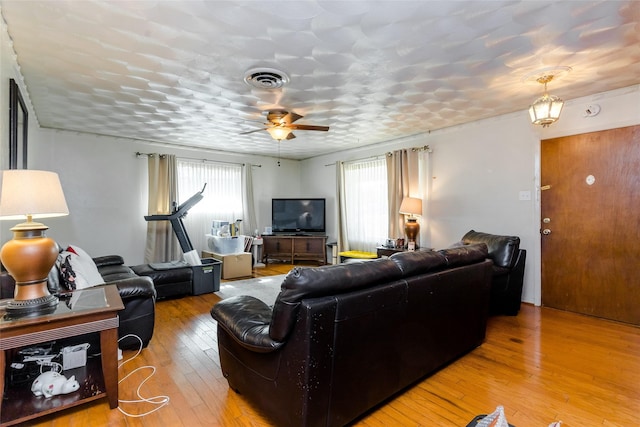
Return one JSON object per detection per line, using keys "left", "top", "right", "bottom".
{"left": 399, "top": 197, "right": 422, "bottom": 250}
{"left": 0, "top": 170, "right": 69, "bottom": 317}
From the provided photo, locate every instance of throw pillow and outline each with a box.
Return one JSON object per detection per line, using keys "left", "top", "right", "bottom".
{"left": 57, "top": 245, "right": 105, "bottom": 290}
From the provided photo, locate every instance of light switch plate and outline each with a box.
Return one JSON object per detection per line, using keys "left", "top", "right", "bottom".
{"left": 519, "top": 191, "right": 531, "bottom": 201}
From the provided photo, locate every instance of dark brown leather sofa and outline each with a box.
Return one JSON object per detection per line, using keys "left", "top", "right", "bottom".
{"left": 461, "top": 230, "right": 526, "bottom": 315}
{"left": 211, "top": 244, "right": 493, "bottom": 427}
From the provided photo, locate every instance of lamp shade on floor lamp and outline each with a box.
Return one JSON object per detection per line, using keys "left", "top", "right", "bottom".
{"left": 0, "top": 170, "right": 69, "bottom": 317}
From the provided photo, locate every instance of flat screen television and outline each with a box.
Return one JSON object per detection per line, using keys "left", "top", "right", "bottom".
{"left": 272, "top": 198, "right": 326, "bottom": 234}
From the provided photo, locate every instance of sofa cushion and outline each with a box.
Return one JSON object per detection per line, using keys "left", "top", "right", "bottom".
{"left": 270, "top": 258, "right": 403, "bottom": 342}
{"left": 439, "top": 243, "right": 489, "bottom": 267}
{"left": 389, "top": 250, "right": 447, "bottom": 275}
{"left": 99, "top": 264, "right": 138, "bottom": 282}
{"left": 461, "top": 230, "right": 520, "bottom": 269}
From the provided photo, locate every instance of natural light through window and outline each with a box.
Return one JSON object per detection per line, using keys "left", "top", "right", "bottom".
{"left": 177, "top": 159, "right": 243, "bottom": 253}
{"left": 343, "top": 158, "right": 388, "bottom": 252}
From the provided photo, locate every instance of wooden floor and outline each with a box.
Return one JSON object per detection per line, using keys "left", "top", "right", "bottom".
{"left": 26, "top": 262, "right": 640, "bottom": 427}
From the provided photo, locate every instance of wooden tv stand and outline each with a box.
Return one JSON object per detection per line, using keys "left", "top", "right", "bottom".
{"left": 262, "top": 235, "right": 327, "bottom": 265}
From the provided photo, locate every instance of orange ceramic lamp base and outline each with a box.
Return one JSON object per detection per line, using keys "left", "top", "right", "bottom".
{"left": 0, "top": 221, "right": 59, "bottom": 316}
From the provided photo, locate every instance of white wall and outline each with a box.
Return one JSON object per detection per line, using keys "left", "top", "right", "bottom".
{"left": 22, "top": 130, "right": 300, "bottom": 265}
{"left": 0, "top": 15, "right": 42, "bottom": 248}
{"left": 302, "top": 85, "right": 640, "bottom": 306}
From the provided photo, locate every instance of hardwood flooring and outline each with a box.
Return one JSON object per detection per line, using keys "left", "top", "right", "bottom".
{"left": 23, "top": 262, "right": 640, "bottom": 426}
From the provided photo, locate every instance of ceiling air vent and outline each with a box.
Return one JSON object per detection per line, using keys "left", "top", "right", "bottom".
{"left": 243, "top": 67, "right": 290, "bottom": 89}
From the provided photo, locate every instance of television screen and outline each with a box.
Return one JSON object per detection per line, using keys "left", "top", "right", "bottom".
{"left": 272, "top": 198, "right": 326, "bottom": 234}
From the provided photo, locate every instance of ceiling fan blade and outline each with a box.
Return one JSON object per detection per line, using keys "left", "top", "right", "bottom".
{"left": 286, "top": 132, "right": 296, "bottom": 140}
{"left": 283, "top": 112, "right": 303, "bottom": 124}
{"left": 289, "top": 124, "right": 330, "bottom": 132}
{"left": 240, "top": 128, "right": 267, "bottom": 135}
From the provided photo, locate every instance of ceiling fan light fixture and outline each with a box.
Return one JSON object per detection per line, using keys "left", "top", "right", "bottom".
{"left": 266, "top": 126, "right": 292, "bottom": 141}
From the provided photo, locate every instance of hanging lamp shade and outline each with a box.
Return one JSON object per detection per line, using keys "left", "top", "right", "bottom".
{"left": 528, "top": 75, "right": 564, "bottom": 127}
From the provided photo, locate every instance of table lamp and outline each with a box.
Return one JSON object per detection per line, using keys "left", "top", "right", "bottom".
{"left": 0, "top": 170, "right": 69, "bottom": 317}
{"left": 399, "top": 197, "right": 422, "bottom": 249}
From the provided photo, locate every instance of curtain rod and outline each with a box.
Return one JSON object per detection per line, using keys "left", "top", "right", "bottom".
{"left": 136, "top": 151, "right": 166, "bottom": 158}
{"left": 325, "top": 145, "right": 431, "bottom": 166}
{"left": 135, "top": 152, "right": 261, "bottom": 167}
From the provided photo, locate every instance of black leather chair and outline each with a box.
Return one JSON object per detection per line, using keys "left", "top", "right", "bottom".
{"left": 461, "top": 230, "right": 526, "bottom": 315}
{"left": 48, "top": 254, "right": 157, "bottom": 349}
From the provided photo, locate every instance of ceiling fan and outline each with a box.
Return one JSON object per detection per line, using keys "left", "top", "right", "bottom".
{"left": 241, "top": 110, "right": 329, "bottom": 141}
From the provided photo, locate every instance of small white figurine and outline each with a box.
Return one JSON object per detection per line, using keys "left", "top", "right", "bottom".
{"left": 31, "top": 371, "right": 79, "bottom": 398}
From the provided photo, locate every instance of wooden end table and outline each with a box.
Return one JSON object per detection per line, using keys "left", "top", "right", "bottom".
{"left": 0, "top": 285, "right": 124, "bottom": 426}
{"left": 376, "top": 246, "right": 434, "bottom": 257}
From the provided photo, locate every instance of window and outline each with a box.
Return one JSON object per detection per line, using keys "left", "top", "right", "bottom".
{"left": 343, "top": 158, "right": 388, "bottom": 252}
{"left": 177, "top": 159, "right": 243, "bottom": 253}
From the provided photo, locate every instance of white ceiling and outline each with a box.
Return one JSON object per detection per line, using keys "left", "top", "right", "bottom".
{"left": 1, "top": 1, "right": 639, "bottom": 160}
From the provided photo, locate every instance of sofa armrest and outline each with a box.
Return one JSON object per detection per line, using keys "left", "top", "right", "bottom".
{"left": 93, "top": 255, "right": 125, "bottom": 268}
{"left": 211, "top": 295, "right": 284, "bottom": 353}
{"left": 107, "top": 276, "right": 157, "bottom": 301}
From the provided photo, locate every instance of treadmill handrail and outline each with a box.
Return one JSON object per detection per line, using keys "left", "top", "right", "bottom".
{"left": 143, "top": 184, "right": 206, "bottom": 253}
{"left": 144, "top": 184, "right": 206, "bottom": 221}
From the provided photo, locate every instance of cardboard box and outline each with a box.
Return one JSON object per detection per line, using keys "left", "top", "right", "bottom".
{"left": 208, "top": 251, "right": 252, "bottom": 279}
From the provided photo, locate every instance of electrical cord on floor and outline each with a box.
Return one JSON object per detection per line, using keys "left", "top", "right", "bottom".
{"left": 117, "top": 334, "right": 170, "bottom": 417}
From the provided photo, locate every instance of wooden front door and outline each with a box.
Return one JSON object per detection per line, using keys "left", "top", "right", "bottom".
{"left": 541, "top": 125, "right": 640, "bottom": 325}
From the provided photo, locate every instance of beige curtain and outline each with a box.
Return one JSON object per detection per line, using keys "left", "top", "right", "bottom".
{"left": 144, "top": 154, "right": 180, "bottom": 263}
{"left": 386, "top": 149, "right": 420, "bottom": 240}
{"left": 242, "top": 163, "right": 258, "bottom": 236}
{"left": 335, "top": 160, "right": 349, "bottom": 253}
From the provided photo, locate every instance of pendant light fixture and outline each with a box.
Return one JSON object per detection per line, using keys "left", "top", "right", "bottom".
{"left": 528, "top": 74, "right": 565, "bottom": 127}
{"left": 524, "top": 65, "right": 572, "bottom": 128}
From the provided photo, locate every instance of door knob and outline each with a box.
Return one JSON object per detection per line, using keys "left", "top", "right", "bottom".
{"left": 542, "top": 229, "right": 552, "bottom": 235}
{"left": 543, "top": 218, "right": 551, "bottom": 223}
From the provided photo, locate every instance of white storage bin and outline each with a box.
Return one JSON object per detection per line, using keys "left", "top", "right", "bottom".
{"left": 206, "top": 234, "right": 246, "bottom": 254}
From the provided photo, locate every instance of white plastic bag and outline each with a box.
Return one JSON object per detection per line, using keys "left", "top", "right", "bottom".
{"left": 476, "top": 405, "right": 509, "bottom": 427}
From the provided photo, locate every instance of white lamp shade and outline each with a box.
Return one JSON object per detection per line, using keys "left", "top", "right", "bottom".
{"left": 0, "top": 170, "right": 69, "bottom": 220}
{"left": 266, "top": 127, "right": 292, "bottom": 140}
{"left": 399, "top": 197, "right": 422, "bottom": 216}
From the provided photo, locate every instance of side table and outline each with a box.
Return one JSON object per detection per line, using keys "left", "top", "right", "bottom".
{"left": 0, "top": 285, "right": 124, "bottom": 426}
{"left": 376, "top": 246, "right": 405, "bottom": 257}
{"left": 376, "top": 246, "right": 434, "bottom": 258}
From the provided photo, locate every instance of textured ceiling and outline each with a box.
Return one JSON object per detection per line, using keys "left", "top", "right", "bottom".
{"left": 1, "top": 1, "right": 639, "bottom": 160}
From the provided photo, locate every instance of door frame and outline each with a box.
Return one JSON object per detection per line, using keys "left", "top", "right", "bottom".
{"left": 533, "top": 139, "right": 542, "bottom": 306}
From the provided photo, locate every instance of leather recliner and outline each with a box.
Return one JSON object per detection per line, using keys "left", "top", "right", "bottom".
{"left": 47, "top": 254, "right": 157, "bottom": 350}
{"left": 461, "top": 229, "right": 527, "bottom": 315}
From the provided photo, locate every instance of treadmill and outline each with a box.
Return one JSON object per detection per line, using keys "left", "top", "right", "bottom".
{"left": 144, "top": 184, "right": 206, "bottom": 267}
